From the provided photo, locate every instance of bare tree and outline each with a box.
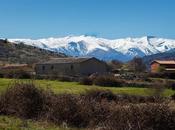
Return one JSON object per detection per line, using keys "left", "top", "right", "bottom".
{"left": 128, "top": 57, "right": 146, "bottom": 72}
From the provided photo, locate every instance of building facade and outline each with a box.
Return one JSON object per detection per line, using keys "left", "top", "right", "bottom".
{"left": 35, "top": 57, "right": 108, "bottom": 76}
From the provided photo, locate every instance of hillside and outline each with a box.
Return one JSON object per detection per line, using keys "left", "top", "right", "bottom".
{"left": 9, "top": 35, "right": 175, "bottom": 61}
{"left": 0, "top": 39, "right": 66, "bottom": 64}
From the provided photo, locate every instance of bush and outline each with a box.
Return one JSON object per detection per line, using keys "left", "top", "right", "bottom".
{"left": 125, "top": 81, "right": 152, "bottom": 88}
{"left": 93, "top": 75, "right": 124, "bottom": 87}
{"left": 43, "top": 94, "right": 89, "bottom": 127}
{"left": 0, "top": 73, "right": 3, "bottom": 78}
{"left": 171, "top": 83, "right": 175, "bottom": 90}
{"left": 149, "top": 72, "right": 175, "bottom": 79}
{"left": 159, "top": 80, "right": 175, "bottom": 89}
{"left": 0, "top": 81, "right": 45, "bottom": 119}
{"left": 171, "top": 94, "right": 175, "bottom": 100}
{"left": 0, "top": 83, "right": 174, "bottom": 129}
{"left": 3, "top": 69, "right": 31, "bottom": 79}
{"left": 82, "top": 89, "right": 116, "bottom": 102}
{"left": 58, "top": 76, "right": 74, "bottom": 82}
{"left": 82, "top": 90, "right": 165, "bottom": 104}
{"left": 99, "top": 103, "right": 175, "bottom": 130}
{"left": 79, "top": 77, "right": 93, "bottom": 85}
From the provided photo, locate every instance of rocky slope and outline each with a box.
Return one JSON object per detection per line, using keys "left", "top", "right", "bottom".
{"left": 0, "top": 39, "right": 65, "bottom": 64}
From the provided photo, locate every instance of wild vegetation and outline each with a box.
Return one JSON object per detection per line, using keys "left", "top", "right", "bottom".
{"left": 0, "top": 116, "right": 81, "bottom": 130}
{"left": 0, "top": 82, "right": 175, "bottom": 130}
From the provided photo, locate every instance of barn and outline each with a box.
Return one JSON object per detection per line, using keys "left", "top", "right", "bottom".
{"left": 150, "top": 60, "right": 175, "bottom": 73}
{"left": 35, "top": 57, "right": 108, "bottom": 76}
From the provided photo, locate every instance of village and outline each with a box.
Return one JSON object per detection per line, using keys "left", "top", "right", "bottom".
{"left": 0, "top": 57, "right": 175, "bottom": 89}
{"left": 1, "top": 56, "right": 175, "bottom": 76}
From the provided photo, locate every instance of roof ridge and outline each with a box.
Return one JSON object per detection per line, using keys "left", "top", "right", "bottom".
{"left": 39, "top": 57, "right": 94, "bottom": 64}
{"left": 152, "top": 60, "right": 175, "bottom": 65}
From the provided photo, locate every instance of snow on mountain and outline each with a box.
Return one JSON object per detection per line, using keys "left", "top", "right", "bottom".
{"left": 9, "top": 35, "right": 175, "bottom": 61}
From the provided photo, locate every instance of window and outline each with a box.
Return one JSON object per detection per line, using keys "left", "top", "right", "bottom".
{"left": 42, "top": 66, "right": 45, "bottom": 71}
{"left": 70, "top": 65, "right": 74, "bottom": 70}
{"left": 51, "top": 65, "right": 54, "bottom": 70}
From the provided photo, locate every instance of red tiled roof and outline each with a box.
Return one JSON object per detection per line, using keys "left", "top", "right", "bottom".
{"left": 151, "top": 60, "right": 175, "bottom": 65}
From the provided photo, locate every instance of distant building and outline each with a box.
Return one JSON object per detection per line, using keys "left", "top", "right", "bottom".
{"left": 150, "top": 60, "right": 175, "bottom": 73}
{"left": 1, "top": 64, "right": 28, "bottom": 70}
{"left": 0, "top": 64, "right": 34, "bottom": 74}
{"left": 35, "top": 57, "right": 108, "bottom": 76}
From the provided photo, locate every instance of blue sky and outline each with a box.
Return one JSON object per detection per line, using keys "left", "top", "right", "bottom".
{"left": 0, "top": 0, "right": 175, "bottom": 39}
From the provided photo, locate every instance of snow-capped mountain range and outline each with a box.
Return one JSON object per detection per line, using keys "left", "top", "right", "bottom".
{"left": 9, "top": 35, "right": 175, "bottom": 61}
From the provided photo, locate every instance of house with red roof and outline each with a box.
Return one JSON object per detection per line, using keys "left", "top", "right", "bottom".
{"left": 150, "top": 60, "right": 175, "bottom": 73}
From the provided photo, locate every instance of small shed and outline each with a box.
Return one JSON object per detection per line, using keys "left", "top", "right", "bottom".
{"left": 35, "top": 57, "right": 108, "bottom": 76}
{"left": 150, "top": 60, "right": 175, "bottom": 73}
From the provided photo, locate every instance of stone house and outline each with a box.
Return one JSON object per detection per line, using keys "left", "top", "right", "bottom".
{"left": 35, "top": 57, "right": 108, "bottom": 76}
{"left": 150, "top": 60, "right": 175, "bottom": 73}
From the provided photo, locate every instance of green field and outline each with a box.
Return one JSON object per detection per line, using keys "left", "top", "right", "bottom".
{"left": 0, "top": 78, "right": 174, "bottom": 96}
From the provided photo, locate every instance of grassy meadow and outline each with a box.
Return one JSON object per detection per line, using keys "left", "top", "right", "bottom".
{"left": 0, "top": 78, "right": 174, "bottom": 96}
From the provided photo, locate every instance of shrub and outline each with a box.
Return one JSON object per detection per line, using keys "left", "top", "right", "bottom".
{"left": 149, "top": 72, "right": 175, "bottom": 79}
{"left": 171, "top": 93, "right": 175, "bottom": 100}
{"left": 125, "top": 81, "right": 152, "bottom": 88}
{"left": 79, "top": 77, "right": 93, "bottom": 85}
{"left": 0, "top": 83, "right": 174, "bottom": 129}
{"left": 100, "top": 103, "right": 175, "bottom": 130}
{"left": 3, "top": 69, "right": 31, "bottom": 79}
{"left": 0, "top": 81, "right": 45, "bottom": 119}
{"left": 35, "top": 75, "right": 45, "bottom": 80}
{"left": 82, "top": 89, "right": 116, "bottom": 102}
{"left": 43, "top": 94, "right": 89, "bottom": 127}
{"left": 160, "top": 80, "right": 175, "bottom": 89}
{"left": 82, "top": 90, "right": 165, "bottom": 104}
{"left": 119, "top": 94, "right": 165, "bottom": 104}
{"left": 0, "top": 73, "right": 3, "bottom": 78}
{"left": 58, "top": 76, "right": 73, "bottom": 82}
{"left": 171, "top": 83, "right": 175, "bottom": 90}
{"left": 93, "top": 75, "right": 124, "bottom": 87}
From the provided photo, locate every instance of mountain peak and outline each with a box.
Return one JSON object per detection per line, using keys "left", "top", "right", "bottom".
{"left": 9, "top": 36, "right": 175, "bottom": 61}
{"left": 147, "top": 36, "right": 156, "bottom": 38}
{"left": 142, "top": 36, "right": 156, "bottom": 39}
